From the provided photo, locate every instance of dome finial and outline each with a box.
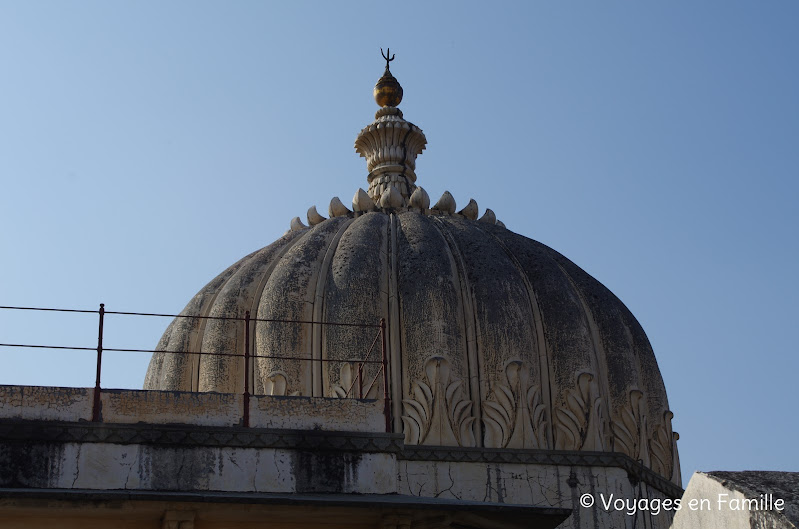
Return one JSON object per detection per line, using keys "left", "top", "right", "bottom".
{"left": 356, "top": 50, "right": 426, "bottom": 202}
{"left": 374, "top": 48, "right": 403, "bottom": 107}
{"left": 381, "top": 47, "right": 395, "bottom": 70}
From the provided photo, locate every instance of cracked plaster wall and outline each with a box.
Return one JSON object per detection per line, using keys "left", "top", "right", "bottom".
{"left": 0, "top": 441, "right": 395, "bottom": 495}
{"left": 398, "top": 460, "right": 675, "bottom": 529}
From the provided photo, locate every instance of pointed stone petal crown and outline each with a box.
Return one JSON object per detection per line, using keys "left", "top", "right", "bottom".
{"left": 355, "top": 106, "right": 427, "bottom": 203}
{"left": 352, "top": 188, "right": 377, "bottom": 212}
{"left": 432, "top": 191, "right": 456, "bottom": 214}
{"left": 409, "top": 186, "right": 430, "bottom": 210}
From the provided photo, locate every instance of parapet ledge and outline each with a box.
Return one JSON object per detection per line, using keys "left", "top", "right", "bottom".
{"left": 0, "top": 385, "right": 386, "bottom": 433}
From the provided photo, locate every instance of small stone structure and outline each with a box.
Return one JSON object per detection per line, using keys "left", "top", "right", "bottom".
{"left": 1, "top": 55, "right": 688, "bottom": 528}
{"left": 671, "top": 471, "right": 798, "bottom": 529}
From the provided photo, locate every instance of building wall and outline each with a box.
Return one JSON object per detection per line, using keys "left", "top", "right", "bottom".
{"left": 0, "top": 386, "right": 681, "bottom": 529}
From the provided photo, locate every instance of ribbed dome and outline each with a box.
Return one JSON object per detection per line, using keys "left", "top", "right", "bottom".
{"left": 144, "top": 209, "right": 679, "bottom": 483}
{"left": 144, "top": 56, "right": 680, "bottom": 486}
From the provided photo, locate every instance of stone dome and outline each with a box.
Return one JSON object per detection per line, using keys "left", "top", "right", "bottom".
{"left": 144, "top": 61, "right": 680, "bottom": 487}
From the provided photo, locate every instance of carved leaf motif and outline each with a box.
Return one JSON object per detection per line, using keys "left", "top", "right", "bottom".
{"left": 612, "top": 389, "right": 644, "bottom": 459}
{"left": 332, "top": 363, "right": 378, "bottom": 399}
{"left": 592, "top": 397, "right": 610, "bottom": 451}
{"left": 527, "top": 385, "right": 549, "bottom": 449}
{"left": 554, "top": 371, "right": 594, "bottom": 450}
{"left": 482, "top": 360, "right": 549, "bottom": 449}
{"left": 401, "top": 356, "right": 476, "bottom": 447}
{"left": 649, "top": 410, "right": 675, "bottom": 479}
{"left": 264, "top": 371, "right": 299, "bottom": 396}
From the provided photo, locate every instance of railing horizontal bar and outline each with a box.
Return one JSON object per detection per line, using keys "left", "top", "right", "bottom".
{"left": 1, "top": 305, "right": 380, "bottom": 328}
{"left": 0, "top": 344, "right": 385, "bottom": 364}
{"left": 105, "top": 347, "right": 239, "bottom": 357}
{"left": 104, "top": 310, "right": 242, "bottom": 321}
{"left": 0, "top": 343, "right": 96, "bottom": 351}
{"left": 105, "top": 310, "right": 379, "bottom": 327}
{"left": 126, "top": 348, "right": 385, "bottom": 363}
{"left": 0, "top": 305, "right": 97, "bottom": 314}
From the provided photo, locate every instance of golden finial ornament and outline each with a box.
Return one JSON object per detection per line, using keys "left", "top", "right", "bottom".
{"left": 374, "top": 48, "right": 403, "bottom": 108}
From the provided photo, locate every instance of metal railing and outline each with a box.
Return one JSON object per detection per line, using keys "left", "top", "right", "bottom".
{"left": 0, "top": 304, "right": 391, "bottom": 431}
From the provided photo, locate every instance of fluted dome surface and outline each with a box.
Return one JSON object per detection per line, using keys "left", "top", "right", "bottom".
{"left": 145, "top": 208, "right": 679, "bottom": 484}
{"left": 144, "top": 57, "right": 679, "bottom": 487}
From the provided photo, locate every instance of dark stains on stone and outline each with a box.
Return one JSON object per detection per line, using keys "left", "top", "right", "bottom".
{"left": 291, "top": 449, "right": 361, "bottom": 493}
{"left": 139, "top": 445, "right": 217, "bottom": 491}
{"left": 567, "top": 471, "right": 579, "bottom": 488}
{"left": 0, "top": 442, "right": 64, "bottom": 488}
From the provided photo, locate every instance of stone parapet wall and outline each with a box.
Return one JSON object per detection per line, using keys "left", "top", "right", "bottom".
{"left": 0, "top": 385, "right": 386, "bottom": 432}
{"left": 0, "top": 386, "right": 686, "bottom": 529}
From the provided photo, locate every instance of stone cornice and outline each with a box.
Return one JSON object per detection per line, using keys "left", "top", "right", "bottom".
{"left": 0, "top": 419, "right": 682, "bottom": 499}
{"left": 0, "top": 419, "right": 404, "bottom": 454}
{"left": 400, "top": 445, "right": 685, "bottom": 499}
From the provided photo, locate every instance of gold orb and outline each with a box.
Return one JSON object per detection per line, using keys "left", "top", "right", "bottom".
{"left": 374, "top": 71, "right": 403, "bottom": 107}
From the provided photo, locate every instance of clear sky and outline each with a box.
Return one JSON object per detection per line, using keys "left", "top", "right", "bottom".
{"left": 1, "top": 1, "right": 797, "bottom": 483}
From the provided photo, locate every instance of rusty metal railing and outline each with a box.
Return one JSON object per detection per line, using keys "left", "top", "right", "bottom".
{"left": 0, "top": 304, "right": 392, "bottom": 432}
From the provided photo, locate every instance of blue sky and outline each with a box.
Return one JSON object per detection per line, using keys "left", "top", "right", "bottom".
{"left": 1, "top": 1, "right": 797, "bottom": 483}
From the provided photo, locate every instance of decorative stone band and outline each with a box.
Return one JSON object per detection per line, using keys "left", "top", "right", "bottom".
{"left": 289, "top": 193, "right": 505, "bottom": 234}
{"left": 0, "top": 420, "right": 404, "bottom": 454}
{"left": 0, "top": 419, "right": 682, "bottom": 499}
{"left": 402, "top": 445, "right": 685, "bottom": 500}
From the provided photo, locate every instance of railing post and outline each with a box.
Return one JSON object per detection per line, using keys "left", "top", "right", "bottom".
{"left": 243, "top": 310, "right": 251, "bottom": 428}
{"left": 380, "top": 318, "right": 391, "bottom": 433}
{"left": 92, "top": 303, "right": 105, "bottom": 422}
{"left": 357, "top": 362, "right": 364, "bottom": 399}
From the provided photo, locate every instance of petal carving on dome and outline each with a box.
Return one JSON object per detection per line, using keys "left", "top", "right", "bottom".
{"left": 332, "top": 362, "right": 378, "bottom": 399}
{"left": 496, "top": 220, "right": 506, "bottom": 229}
{"left": 649, "top": 410, "right": 675, "bottom": 480}
{"left": 264, "top": 371, "right": 288, "bottom": 396}
{"left": 401, "top": 356, "right": 476, "bottom": 447}
{"left": 307, "top": 205, "right": 327, "bottom": 226}
{"left": 409, "top": 186, "right": 430, "bottom": 210}
{"left": 611, "top": 389, "right": 646, "bottom": 460}
{"left": 478, "top": 208, "right": 497, "bottom": 224}
{"left": 554, "top": 371, "right": 597, "bottom": 451}
{"left": 432, "top": 191, "right": 456, "bottom": 214}
{"left": 379, "top": 185, "right": 404, "bottom": 209}
{"left": 482, "top": 360, "right": 549, "bottom": 449}
{"left": 352, "top": 188, "right": 377, "bottom": 212}
{"left": 329, "top": 197, "right": 352, "bottom": 217}
{"left": 290, "top": 216, "right": 308, "bottom": 231}
{"left": 457, "top": 199, "right": 479, "bottom": 220}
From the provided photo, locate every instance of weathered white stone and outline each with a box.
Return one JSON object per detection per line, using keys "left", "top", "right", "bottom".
{"left": 478, "top": 208, "right": 496, "bottom": 224}
{"left": 0, "top": 387, "right": 386, "bottom": 433}
{"left": 397, "top": 461, "right": 675, "bottom": 529}
{"left": 307, "top": 205, "right": 326, "bottom": 226}
{"left": 432, "top": 191, "right": 456, "bottom": 214}
{"left": 409, "top": 186, "right": 430, "bottom": 210}
{"left": 289, "top": 216, "right": 308, "bottom": 231}
{"left": 249, "top": 395, "right": 384, "bottom": 432}
{"left": 0, "top": 385, "right": 92, "bottom": 422}
{"left": 27, "top": 439, "right": 396, "bottom": 495}
{"left": 329, "top": 196, "right": 351, "bottom": 217}
{"left": 379, "top": 185, "right": 404, "bottom": 209}
{"left": 352, "top": 187, "right": 376, "bottom": 212}
{"left": 457, "top": 198, "right": 478, "bottom": 220}
{"left": 671, "top": 471, "right": 797, "bottom": 529}
{"left": 101, "top": 390, "right": 240, "bottom": 427}
{"left": 354, "top": 106, "right": 427, "bottom": 202}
